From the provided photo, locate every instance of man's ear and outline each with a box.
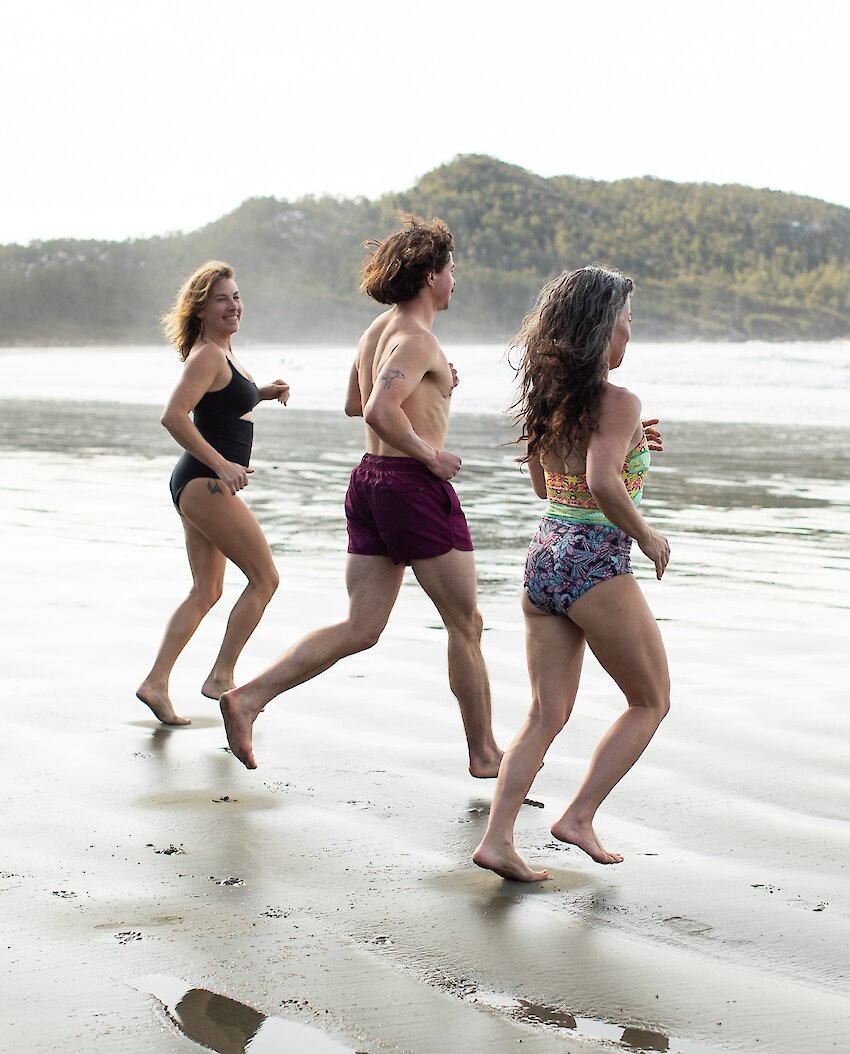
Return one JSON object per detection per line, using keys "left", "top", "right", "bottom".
{"left": 426, "top": 272, "right": 436, "bottom": 286}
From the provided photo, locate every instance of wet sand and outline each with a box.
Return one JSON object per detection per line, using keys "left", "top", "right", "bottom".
{"left": 1, "top": 400, "right": 849, "bottom": 1053}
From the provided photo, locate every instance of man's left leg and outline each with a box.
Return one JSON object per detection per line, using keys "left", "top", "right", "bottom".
{"left": 221, "top": 554, "right": 405, "bottom": 769}
{"left": 412, "top": 549, "right": 502, "bottom": 778}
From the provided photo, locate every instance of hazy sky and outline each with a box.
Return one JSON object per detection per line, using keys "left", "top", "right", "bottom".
{"left": 4, "top": 0, "right": 845, "bottom": 245}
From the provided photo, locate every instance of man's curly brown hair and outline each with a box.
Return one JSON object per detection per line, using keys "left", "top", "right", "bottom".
{"left": 360, "top": 213, "right": 454, "bottom": 305}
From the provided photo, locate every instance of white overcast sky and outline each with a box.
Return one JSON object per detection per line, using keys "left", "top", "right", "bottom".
{"left": 3, "top": 0, "right": 845, "bottom": 245}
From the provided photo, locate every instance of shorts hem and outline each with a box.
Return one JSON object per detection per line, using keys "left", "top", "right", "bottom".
{"left": 348, "top": 540, "right": 475, "bottom": 565}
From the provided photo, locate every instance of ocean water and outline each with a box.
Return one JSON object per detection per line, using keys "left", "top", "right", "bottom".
{"left": 3, "top": 339, "right": 850, "bottom": 423}
{"left": 4, "top": 340, "right": 848, "bottom": 607}
{"left": 2, "top": 341, "right": 849, "bottom": 614}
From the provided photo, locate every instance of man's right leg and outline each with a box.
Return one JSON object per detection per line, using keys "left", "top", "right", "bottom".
{"left": 221, "top": 554, "right": 405, "bottom": 768}
{"left": 411, "top": 549, "right": 503, "bottom": 778}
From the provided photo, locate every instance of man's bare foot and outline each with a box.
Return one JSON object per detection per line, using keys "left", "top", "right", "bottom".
{"left": 469, "top": 747, "right": 504, "bottom": 779}
{"left": 201, "top": 674, "right": 235, "bottom": 701}
{"left": 136, "top": 686, "right": 191, "bottom": 727}
{"left": 550, "top": 815, "right": 624, "bottom": 864}
{"left": 472, "top": 840, "right": 549, "bottom": 882}
{"left": 219, "top": 688, "right": 261, "bottom": 769}
{"left": 469, "top": 750, "right": 542, "bottom": 780}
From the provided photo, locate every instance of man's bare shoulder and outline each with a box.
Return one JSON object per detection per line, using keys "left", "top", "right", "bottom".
{"left": 360, "top": 309, "right": 395, "bottom": 345}
{"left": 355, "top": 310, "right": 395, "bottom": 365}
{"left": 383, "top": 327, "right": 441, "bottom": 362}
{"left": 370, "top": 317, "right": 442, "bottom": 379}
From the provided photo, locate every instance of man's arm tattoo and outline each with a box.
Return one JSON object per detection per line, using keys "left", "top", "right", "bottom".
{"left": 381, "top": 368, "right": 405, "bottom": 390}
{"left": 207, "top": 479, "right": 224, "bottom": 495}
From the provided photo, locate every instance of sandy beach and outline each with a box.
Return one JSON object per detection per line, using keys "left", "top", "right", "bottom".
{"left": 2, "top": 390, "right": 849, "bottom": 1053}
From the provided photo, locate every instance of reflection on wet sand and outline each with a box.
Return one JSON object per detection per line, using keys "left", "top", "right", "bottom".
{"left": 472, "top": 988, "right": 692, "bottom": 1052}
{"left": 138, "top": 975, "right": 358, "bottom": 1053}
{"left": 620, "top": 1025, "right": 670, "bottom": 1051}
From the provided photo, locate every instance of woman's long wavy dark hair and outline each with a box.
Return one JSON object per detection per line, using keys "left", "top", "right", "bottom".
{"left": 511, "top": 265, "right": 634, "bottom": 464}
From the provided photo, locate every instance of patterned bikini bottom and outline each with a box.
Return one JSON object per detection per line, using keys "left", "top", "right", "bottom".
{"left": 523, "top": 517, "right": 633, "bottom": 616}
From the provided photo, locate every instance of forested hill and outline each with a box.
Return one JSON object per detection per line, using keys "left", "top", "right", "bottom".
{"left": 2, "top": 154, "right": 849, "bottom": 344}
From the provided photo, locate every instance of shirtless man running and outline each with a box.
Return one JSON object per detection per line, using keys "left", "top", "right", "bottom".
{"left": 221, "top": 214, "right": 503, "bottom": 776}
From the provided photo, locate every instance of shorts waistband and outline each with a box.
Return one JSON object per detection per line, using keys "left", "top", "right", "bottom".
{"left": 358, "top": 454, "right": 435, "bottom": 476}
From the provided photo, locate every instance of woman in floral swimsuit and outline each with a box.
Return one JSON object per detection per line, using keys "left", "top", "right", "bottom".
{"left": 473, "top": 266, "right": 672, "bottom": 881}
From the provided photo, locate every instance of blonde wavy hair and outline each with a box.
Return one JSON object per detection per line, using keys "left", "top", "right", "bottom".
{"left": 162, "top": 260, "right": 235, "bottom": 360}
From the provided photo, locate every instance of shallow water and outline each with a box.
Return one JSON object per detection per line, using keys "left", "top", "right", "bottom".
{"left": 4, "top": 394, "right": 848, "bottom": 834}
{"left": 5, "top": 397, "right": 848, "bottom": 608}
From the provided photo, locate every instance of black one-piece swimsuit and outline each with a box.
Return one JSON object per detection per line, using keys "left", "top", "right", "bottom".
{"left": 169, "top": 359, "right": 260, "bottom": 510}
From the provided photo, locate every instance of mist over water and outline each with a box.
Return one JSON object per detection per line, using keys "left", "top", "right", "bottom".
{"left": 3, "top": 340, "right": 850, "bottom": 423}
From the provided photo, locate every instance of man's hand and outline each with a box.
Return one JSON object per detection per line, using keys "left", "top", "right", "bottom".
{"left": 429, "top": 450, "right": 462, "bottom": 480}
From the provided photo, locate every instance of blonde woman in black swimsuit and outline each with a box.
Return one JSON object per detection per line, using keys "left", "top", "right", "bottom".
{"left": 136, "top": 261, "right": 289, "bottom": 726}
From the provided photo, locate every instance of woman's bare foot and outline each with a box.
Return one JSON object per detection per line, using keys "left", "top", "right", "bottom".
{"left": 469, "top": 747, "right": 504, "bottom": 779}
{"left": 219, "top": 688, "right": 262, "bottom": 769}
{"left": 201, "top": 674, "right": 235, "bottom": 701}
{"left": 550, "top": 814, "right": 623, "bottom": 864}
{"left": 472, "top": 840, "right": 549, "bottom": 882}
{"left": 136, "top": 685, "right": 191, "bottom": 727}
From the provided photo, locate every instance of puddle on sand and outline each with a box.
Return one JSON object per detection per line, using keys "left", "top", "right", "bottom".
{"left": 136, "top": 975, "right": 363, "bottom": 1054}
{"left": 471, "top": 989, "right": 727, "bottom": 1054}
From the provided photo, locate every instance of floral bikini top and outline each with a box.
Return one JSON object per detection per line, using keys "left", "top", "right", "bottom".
{"left": 543, "top": 435, "right": 651, "bottom": 526}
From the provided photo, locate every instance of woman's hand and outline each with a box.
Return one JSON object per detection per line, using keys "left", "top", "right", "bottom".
{"left": 642, "top": 418, "right": 663, "bottom": 452}
{"left": 217, "top": 460, "right": 255, "bottom": 495}
{"left": 260, "top": 379, "right": 290, "bottom": 404}
{"left": 637, "top": 525, "right": 671, "bottom": 580}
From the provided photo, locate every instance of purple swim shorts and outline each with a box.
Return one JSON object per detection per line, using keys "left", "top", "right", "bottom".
{"left": 345, "top": 454, "right": 474, "bottom": 565}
